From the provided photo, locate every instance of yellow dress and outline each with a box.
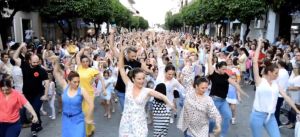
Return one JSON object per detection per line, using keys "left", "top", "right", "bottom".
{"left": 77, "top": 65, "right": 99, "bottom": 136}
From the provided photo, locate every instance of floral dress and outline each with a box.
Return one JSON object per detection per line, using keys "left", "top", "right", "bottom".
{"left": 119, "top": 82, "right": 151, "bottom": 137}
{"left": 177, "top": 92, "right": 221, "bottom": 137}
{"left": 181, "top": 65, "right": 194, "bottom": 95}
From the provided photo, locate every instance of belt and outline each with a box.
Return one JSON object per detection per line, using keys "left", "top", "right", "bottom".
{"left": 63, "top": 111, "right": 82, "bottom": 118}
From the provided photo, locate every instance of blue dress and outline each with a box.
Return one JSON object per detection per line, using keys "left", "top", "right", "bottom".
{"left": 226, "top": 84, "right": 238, "bottom": 104}
{"left": 62, "top": 85, "right": 85, "bottom": 137}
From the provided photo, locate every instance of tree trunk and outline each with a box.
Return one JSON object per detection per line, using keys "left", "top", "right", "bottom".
{"left": 243, "top": 21, "right": 251, "bottom": 44}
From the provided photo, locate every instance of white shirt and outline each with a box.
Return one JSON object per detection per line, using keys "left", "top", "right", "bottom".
{"left": 0, "top": 61, "right": 13, "bottom": 75}
{"left": 166, "top": 47, "right": 174, "bottom": 55}
{"left": 253, "top": 78, "right": 279, "bottom": 114}
{"left": 288, "top": 72, "right": 300, "bottom": 105}
{"left": 156, "top": 77, "right": 185, "bottom": 102}
{"left": 214, "top": 42, "right": 222, "bottom": 49}
{"left": 155, "top": 57, "right": 166, "bottom": 83}
{"left": 11, "top": 66, "right": 23, "bottom": 92}
{"left": 48, "top": 81, "right": 56, "bottom": 96}
{"left": 276, "top": 68, "right": 289, "bottom": 97}
{"left": 92, "top": 61, "right": 99, "bottom": 70}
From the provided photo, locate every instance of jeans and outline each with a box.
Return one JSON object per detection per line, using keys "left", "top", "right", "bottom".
{"left": 28, "top": 95, "right": 43, "bottom": 132}
{"left": 250, "top": 111, "right": 280, "bottom": 137}
{"left": 242, "top": 71, "right": 249, "bottom": 81}
{"left": 48, "top": 95, "right": 56, "bottom": 117}
{"left": 117, "top": 91, "right": 125, "bottom": 112}
{"left": 0, "top": 120, "right": 22, "bottom": 137}
{"left": 275, "top": 97, "right": 284, "bottom": 126}
{"left": 209, "top": 97, "right": 232, "bottom": 137}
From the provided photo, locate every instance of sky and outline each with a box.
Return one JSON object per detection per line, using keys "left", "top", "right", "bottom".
{"left": 120, "top": 0, "right": 180, "bottom": 27}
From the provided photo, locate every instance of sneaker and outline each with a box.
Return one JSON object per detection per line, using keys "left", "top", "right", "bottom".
{"left": 32, "top": 131, "right": 37, "bottom": 137}
{"left": 231, "top": 118, "right": 236, "bottom": 125}
{"left": 49, "top": 116, "right": 56, "bottom": 120}
{"left": 278, "top": 125, "right": 284, "bottom": 128}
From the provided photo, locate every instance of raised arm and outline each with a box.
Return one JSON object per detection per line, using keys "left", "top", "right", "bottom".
{"left": 118, "top": 47, "right": 130, "bottom": 86}
{"left": 253, "top": 40, "right": 262, "bottom": 86}
{"left": 109, "top": 28, "right": 119, "bottom": 57}
{"left": 208, "top": 42, "right": 214, "bottom": 75}
{"left": 76, "top": 46, "right": 89, "bottom": 66}
{"left": 51, "top": 56, "right": 67, "bottom": 89}
{"left": 13, "top": 42, "right": 26, "bottom": 66}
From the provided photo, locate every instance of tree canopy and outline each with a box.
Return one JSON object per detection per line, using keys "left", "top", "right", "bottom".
{"left": 165, "top": 0, "right": 268, "bottom": 30}
{"left": 40, "top": 0, "right": 149, "bottom": 37}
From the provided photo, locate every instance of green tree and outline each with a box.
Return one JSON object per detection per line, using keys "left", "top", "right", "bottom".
{"left": 111, "top": 0, "right": 132, "bottom": 27}
{"left": 130, "top": 16, "right": 140, "bottom": 29}
{"left": 226, "top": 0, "right": 267, "bottom": 42}
{"left": 138, "top": 16, "right": 149, "bottom": 30}
{"left": 164, "top": 11, "right": 173, "bottom": 30}
{"left": 80, "top": 0, "right": 113, "bottom": 36}
{"left": 165, "top": 11, "right": 183, "bottom": 31}
{"left": 181, "top": 0, "right": 201, "bottom": 26}
{"left": 41, "top": 0, "right": 83, "bottom": 38}
{"left": 0, "top": 0, "right": 46, "bottom": 48}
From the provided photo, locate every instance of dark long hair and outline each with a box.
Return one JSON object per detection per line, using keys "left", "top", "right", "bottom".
{"left": 127, "top": 68, "right": 144, "bottom": 82}
{"left": 0, "top": 79, "right": 12, "bottom": 88}
{"left": 193, "top": 75, "right": 208, "bottom": 88}
{"left": 154, "top": 83, "right": 166, "bottom": 103}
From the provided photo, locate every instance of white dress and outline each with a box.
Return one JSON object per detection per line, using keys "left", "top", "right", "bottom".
{"left": 119, "top": 82, "right": 151, "bottom": 137}
{"left": 99, "top": 77, "right": 114, "bottom": 100}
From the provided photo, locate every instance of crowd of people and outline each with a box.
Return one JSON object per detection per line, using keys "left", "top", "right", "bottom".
{"left": 0, "top": 28, "right": 300, "bottom": 137}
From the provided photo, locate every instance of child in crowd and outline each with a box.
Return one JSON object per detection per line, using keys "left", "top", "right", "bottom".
{"left": 48, "top": 73, "right": 56, "bottom": 120}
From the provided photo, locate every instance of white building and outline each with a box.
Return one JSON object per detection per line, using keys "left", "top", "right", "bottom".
{"left": 13, "top": 11, "right": 42, "bottom": 42}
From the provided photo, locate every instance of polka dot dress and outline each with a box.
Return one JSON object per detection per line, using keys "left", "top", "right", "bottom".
{"left": 152, "top": 100, "right": 171, "bottom": 137}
